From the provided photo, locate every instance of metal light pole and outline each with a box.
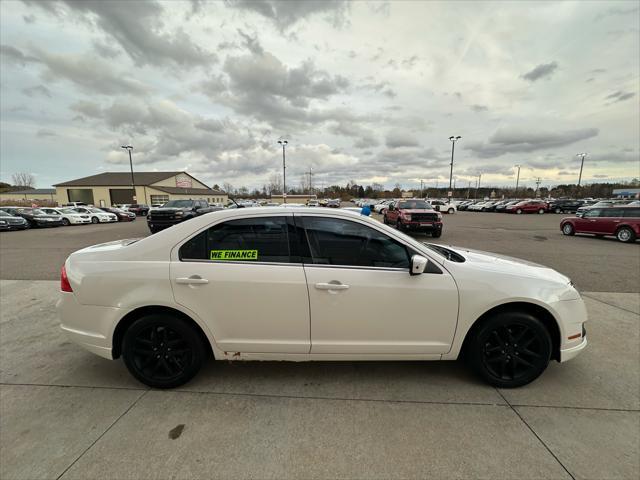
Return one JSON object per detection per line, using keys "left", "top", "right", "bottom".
{"left": 278, "top": 140, "right": 288, "bottom": 203}
{"left": 576, "top": 153, "right": 587, "bottom": 193}
{"left": 448, "top": 136, "right": 461, "bottom": 202}
{"left": 514, "top": 164, "right": 521, "bottom": 195}
{"left": 475, "top": 173, "right": 482, "bottom": 199}
{"left": 121, "top": 145, "right": 135, "bottom": 202}
{"left": 420, "top": 179, "right": 424, "bottom": 198}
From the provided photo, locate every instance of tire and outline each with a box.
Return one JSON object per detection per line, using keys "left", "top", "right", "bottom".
{"left": 122, "top": 314, "right": 206, "bottom": 389}
{"left": 383, "top": 215, "right": 388, "bottom": 225}
{"left": 555, "top": 207, "right": 562, "bottom": 214}
{"left": 616, "top": 226, "right": 636, "bottom": 243}
{"left": 432, "top": 229, "right": 442, "bottom": 238}
{"left": 516, "top": 209, "right": 523, "bottom": 215}
{"left": 467, "top": 311, "right": 552, "bottom": 388}
{"left": 396, "top": 220, "right": 404, "bottom": 231}
{"left": 448, "top": 208, "right": 455, "bottom": 214}
{"left": 61, "top": 218, "right": 71, "bottom": 226}
{"left": 91, "top": 216, "right": 99, "bottom": 224}
{"left": 538, "top": 208, "right": 545, "bottom": 214}
{"left": 561, "top": 223, "right": 575, "bottom": 236}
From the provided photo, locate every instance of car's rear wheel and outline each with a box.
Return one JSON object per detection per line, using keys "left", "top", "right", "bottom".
{"left": 467, "top": 312, "right": 552, "bottom": 388}
{"left": 61, "top": 218, "right": 70, "bottom": 226}
{"left": 516, "top": 208, "right": 523, "bottom": 214}
{"left": 555, "top": 207, "right": 562, "bottom": 214}
{"left": 538, "top": 208, "right": 545, "bottom": 214}
{"left": 616, "top": 226, "right": 636, "bottom": 243}
{"left": 122, "top": 314, "right": 206, "bottom": 388}
{"left": 562, "top": 223, "right": 575, "bottom": 236}
{"left": 91, "top": 216, "right": 99, "bottom": 224}
{"left": 448, "top": 208, "right": 455, "bottom": 214}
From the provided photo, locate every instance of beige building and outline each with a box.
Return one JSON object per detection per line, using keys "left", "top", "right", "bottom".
{"left": 270, "top": 194, "right": 317, "bottom": 204}
{"left": 0, "top": 188, "right": 58, "bottom": 203}
{"left": 54, "top": 172, "right": 227, "bottom": 207}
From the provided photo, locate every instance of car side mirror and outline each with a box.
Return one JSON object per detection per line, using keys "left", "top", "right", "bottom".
{"left": 410, "top": 254, "right": 428, "bottom": 275}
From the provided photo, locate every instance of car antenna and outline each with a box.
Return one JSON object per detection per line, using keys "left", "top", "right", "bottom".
{"left": 228, "top": 195, "right": 244, "bottom": 208}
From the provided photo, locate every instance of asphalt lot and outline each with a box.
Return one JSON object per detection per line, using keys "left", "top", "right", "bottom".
{"left": 1, "top": 208, "right": 639, "bottom": 479}
{"left": 1, "top": 209, "right": 638, "bottom": 292}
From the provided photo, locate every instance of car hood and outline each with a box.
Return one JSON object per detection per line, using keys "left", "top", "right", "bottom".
{"left": 151, "top": 207, "right": 188, "bottom": 213}
{"left": 445, "top": 245, "right": 571, "bottom": 285}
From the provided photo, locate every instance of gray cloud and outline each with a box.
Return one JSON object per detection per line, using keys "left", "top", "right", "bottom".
{"left": 385, "top": 130, "right": 420, "bottom": 148}
{"left": 225, "top": 0, "right": 349, "bottom": 31}
{"left": 22, "top": 84, "right": 52, "bottom": 98}
{"left": 92, "top": 40, "right": 121, "bottom": 59}
{"left": 470, "top": 104, "right": 488, "bottom": 112}
{"left": 23, "top": 14, "right": 36, "bottom": 24}
{"left": 605, "top": 90, "right": 636, "bottom": 103}
{"left": 328, "top": 121, "right": 379, "bottom": 149}
{"left": 36, "top": 128, "right": 56, "bottom": 137}
{"left": 595, "top": 6, "right": 639, "bottom": 21}
{"left": 360, "top": 79, "right": 397, "bottom": 98}
{"left": 0, "top": 44, "right": 40, "bottom": 65}
{"left": 521, "top": 61, "right": 558, "bottom": 82}
{"left": 29, "top": 0, "right": 214, "bottom": 67}
{"left": 466, "top": 127, "right": 599, "bottom": 158}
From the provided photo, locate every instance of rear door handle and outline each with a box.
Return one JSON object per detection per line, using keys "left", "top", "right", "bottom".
{"left": 176, "top": 275, "right": 209, "bottom": 285}
{"left": 315, "top": 282, "right": 349, "bottom": 290}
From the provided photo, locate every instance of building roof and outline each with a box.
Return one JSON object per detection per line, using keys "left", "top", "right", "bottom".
{"left": 5, "top": 188, "right": 56, "bottom": 195}
{"left": 54, "top": 171, "right": 184, "bottom": 187}
{"left": 152, "top": 186, "right": 225, "bottom": 195}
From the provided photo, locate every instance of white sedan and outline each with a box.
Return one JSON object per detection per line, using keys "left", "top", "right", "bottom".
{"left": 41, "top": 207, "right": 92, "bottom": 226}
{"left": 58, "top": 208, "right": 587, "bottom": 389}
{"left": 73, "top": 207, "right": 118, "bottom": 223}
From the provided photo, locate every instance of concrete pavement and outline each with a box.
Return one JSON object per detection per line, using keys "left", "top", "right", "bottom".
{"left": 1, "top": 280, "right": 638, "bottom": 479}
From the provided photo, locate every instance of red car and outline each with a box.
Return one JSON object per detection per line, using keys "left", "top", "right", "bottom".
{"left": 505, "top": 200, "right": 548, "bottom": 214}
{"left": 383, "top": 199, "right": 443, "bottom": 237}
{"left": 560, "top": 206, "right": 639, "bottom": 243}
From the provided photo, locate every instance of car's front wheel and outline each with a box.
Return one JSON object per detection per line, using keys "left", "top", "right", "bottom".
{"left": 122, "top": 314, "right": 206, "bottom": 388}
{"left": 562, "top": 223, "right": 575, "bottom": 236}
{"left": 467, "top": 311, "right": 552, "bottom": 388}
{"left": 538, "top": 208, "right": 545, "bottom": 214}
{"left": 91, "top": 216, "right": 99, "bottom": 224}
{"left": 431, "top": 229, "right": 442, "bottom": 238}
{"left": 448, "top": 208, "right": 455, "bottom": 214}
{"left": 616, "top": 226, "right": 636, "bottom": 243}
{"left": 61, "top": 218, "right": 70, "bottom": 226}
{"left": 516, "top": 208, "right": 523, "bottom": 214}
{"left": 555, "top": 207, "right": 562, "bottom": 214}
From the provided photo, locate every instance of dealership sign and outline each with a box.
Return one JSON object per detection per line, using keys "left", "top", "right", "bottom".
{"left": 175, "top": 175, "right": 192, "bottom": 188}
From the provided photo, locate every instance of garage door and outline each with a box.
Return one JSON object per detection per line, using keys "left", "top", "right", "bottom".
{"left": 67, "top": 189, "right": 94, "bottom": 205}
{"left": 110, "top": 189, "right": 135, "bottom": 205}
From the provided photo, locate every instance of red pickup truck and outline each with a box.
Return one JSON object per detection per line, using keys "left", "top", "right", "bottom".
{"left": 383, "top": 199, "right": 443, "bottom": 237}
{"left": 560, "top": 206, "right": 639, "bottom": 243}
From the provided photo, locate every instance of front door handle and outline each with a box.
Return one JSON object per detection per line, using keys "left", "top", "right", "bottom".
{"left": 176, "top": 275, "right": 209, "bottom": 285}
{"left": 315, "top": 282, "right": 349, "bottom": 291}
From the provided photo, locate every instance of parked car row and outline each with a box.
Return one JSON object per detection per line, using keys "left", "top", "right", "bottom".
{"left": 0, "top": 205, "right": 134, "bottom": 231}
{"left": 456, "top": 198, "right": 639, "bottom": 215}
{"left": 355, "top": 198, "right": 457, "bottom": 215}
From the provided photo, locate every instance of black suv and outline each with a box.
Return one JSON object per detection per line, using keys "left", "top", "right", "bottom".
{"left": 548, "top": 199, "right": 585, "bottom": 214}
{"left": 147, "top": 199, "right": 214, "bottom": 233}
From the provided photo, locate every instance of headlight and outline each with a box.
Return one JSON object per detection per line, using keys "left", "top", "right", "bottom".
{"left": 404, "top": 214, "right": 411, "bottom": 221}
{"left": 0, "top": 220, "right": 6, "bottom": 224}
{"left": 175, "top": 211, "right": 184, "bottom": 216}
{"left": 437, "top": 213, "right": 443, "bottom": 220}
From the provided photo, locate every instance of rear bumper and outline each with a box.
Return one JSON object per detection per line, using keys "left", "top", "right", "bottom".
{"left": 57, "top": 291, "right": 119, "bottom": 360}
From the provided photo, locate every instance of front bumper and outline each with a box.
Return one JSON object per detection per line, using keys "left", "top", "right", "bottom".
{"left": 402, "top": 221, "right": 442, "bottom": 231}
{"left": 560, "top": 336, "right": 587, "bottom": 362}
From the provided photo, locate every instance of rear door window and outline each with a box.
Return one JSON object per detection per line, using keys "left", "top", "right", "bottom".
{"left": 180, "top": 216, "right": 295, "bottom": 263}
{"left": 622, "top": 208, "right": 640, "bottom": 218}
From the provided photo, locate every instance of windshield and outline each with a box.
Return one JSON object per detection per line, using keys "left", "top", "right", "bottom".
{"left": 0, "top": 210, "right": 12, "bottom": 216}
{"left": 398, "top": 200, "right": 431, "bottom": 209}
{"left": 89, "top": 208, "right": 105, "bottom": 213}
{"left": 163, "top": 200, "right": 194, "bottom": 208}
{"left": 31, "top": 209, "right": 46, "bottom": 215}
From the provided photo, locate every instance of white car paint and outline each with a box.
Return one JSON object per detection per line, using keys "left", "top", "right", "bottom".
{"left": 73, "top": 207, "right": 118, "bottom": 223}
{"left": 41, "top": 207, "right": 92, "bottom": 225}
{"left": 58, "top": 208, "right": 586, "bottom": 371}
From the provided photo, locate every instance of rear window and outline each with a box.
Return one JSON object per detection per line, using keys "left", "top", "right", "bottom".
{"left": 622, "top": 208, "right": 640, "bottom": 218}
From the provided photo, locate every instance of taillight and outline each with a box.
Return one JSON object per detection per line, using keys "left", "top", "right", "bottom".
{"left": 60, "top": 265, "right": 73, "bottom": 292}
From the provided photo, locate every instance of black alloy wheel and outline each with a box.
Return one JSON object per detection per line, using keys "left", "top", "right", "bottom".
{"left": 468, "top": 312, "right": 551, "bottom": 388}
{"left": 122, "top": 314, "right": 206, "bottom": 388}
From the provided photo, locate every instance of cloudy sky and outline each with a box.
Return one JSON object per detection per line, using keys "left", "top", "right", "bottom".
{"left": 1, "top": 0, "right": 638, "bottom": 191}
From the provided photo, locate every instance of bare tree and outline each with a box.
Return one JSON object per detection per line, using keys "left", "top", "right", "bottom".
{"left": 268, "top": 173, "right": 283, "bottom": 195}
{"left": 12, "top": 172, "right": 35, "bottom": 188}
{"left": 222, "top": 182, "right": 234, "bottom": 195}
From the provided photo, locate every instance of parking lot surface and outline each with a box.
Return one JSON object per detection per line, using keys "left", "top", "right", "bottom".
{"left": 1, "top": 209, "right": 639, "bottom": 479}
